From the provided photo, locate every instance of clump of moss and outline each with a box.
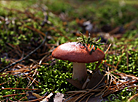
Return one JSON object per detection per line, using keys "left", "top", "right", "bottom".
{"left": 37, "top": 60, "right": 76, "bottom": 95}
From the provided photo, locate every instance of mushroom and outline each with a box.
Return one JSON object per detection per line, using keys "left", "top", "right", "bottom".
{"left": 52, "top": 42, "right": 105, "bottom": 83}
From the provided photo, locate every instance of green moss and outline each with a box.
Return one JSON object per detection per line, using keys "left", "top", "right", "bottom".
{"left": 37, "top": 60, "right": 75, "bottom": 94}
{"left": 0, "top": 0, "right": 138, "bottom": 101}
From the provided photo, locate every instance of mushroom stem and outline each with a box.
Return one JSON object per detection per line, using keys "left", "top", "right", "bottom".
{"left": 72, "top": 62, "right": 87, "bottom": 82}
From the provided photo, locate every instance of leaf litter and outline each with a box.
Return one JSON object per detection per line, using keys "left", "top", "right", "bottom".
{"left": 0, "top": 1, "right": 138, "bottom": 102}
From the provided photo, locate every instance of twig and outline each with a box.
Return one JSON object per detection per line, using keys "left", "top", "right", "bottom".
{"left": 2, "top": 93, "right": 26, "bottom": 98}
{"left": 85, "top": 93, "right": 95, "bottom": 102}
{"left": 64, "top": 92, "right": 83, "bottom": 101}
{"left": 27, "top": 76, "right": 38, "bottom": 88}
{"left": 21, "top": 96, "right": 45, "bottom": 102}
{"left": 105, "top": 44, "right": 112, "bottom": 54}
{"left": 78, "top": 93, "right": 93, "bottom": 102}
{"left": 1, "top": 87, "right": 40, "bottom": 91}
{"left": 0, "top": 32, "right": 48, "bottom": 73}
{"left": 40, "top": 92, "right": 53, "bottom": 102}
{"left": 25, "top": 74, "right": 39, "bottom": 85}
{"left": 0, "top": 79, "right": 12, "bottom": 86}
{"left": 127, "top": 93, "right": 138, "bottom": 102}
{"left": 26, "top": 26, "right": 46, "bottom": 36}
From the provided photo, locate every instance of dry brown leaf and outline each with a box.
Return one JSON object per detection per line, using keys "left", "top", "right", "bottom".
{"left": 86, "top": 70, "right": 105, "bottom": 89}
{"left": 66, "top": 79, "right": 83, "bottom": 89}
{"left": 54, "top": 92, "right": 65, "bottom": 102}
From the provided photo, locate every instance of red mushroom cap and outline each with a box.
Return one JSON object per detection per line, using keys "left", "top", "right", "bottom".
{"left": 52, "top": 42, "right": 105, "bottom": 63}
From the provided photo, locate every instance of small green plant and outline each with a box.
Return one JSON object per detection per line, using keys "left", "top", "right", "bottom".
{"left": 77, "top": 33, "right": 103, "bottom": 54}
{"left": 0, "top": 57, "right": 10, "bottom": 67}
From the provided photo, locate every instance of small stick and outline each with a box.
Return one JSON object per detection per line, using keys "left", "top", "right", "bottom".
{"left": 23, "top": 96, "right": 45, "bottom": 102}
{"left": 1, "top": 87, "right": 40, "bottom": 91}
{"left": 27, "top": 77, "right": 38, "bottom": 88}
{"left": 40, "top": 92, "right": 53, "bottom": 102}
{"left": 127, "top": 93, "right": 138, "bottom": 102}
{"left": 0, "top": 79, "right": 13, "bottom": 86}
{"left": 25, "top": 74, "right": 39, "bottom": 86}
{"left": 105, "top": 44, "right": 112, "bottom": 54}
{"left": 2, "top": 92, "right": 26, "bottom": 98}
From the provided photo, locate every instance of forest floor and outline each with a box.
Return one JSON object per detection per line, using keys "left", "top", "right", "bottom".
{"left": 0, "top": 0, "right": 138, "bottom": 102}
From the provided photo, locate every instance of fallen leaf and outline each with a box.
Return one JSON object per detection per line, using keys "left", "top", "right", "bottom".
{"left": 66, "top": 79, "right": 83, "bottom": 89}
{"left": 54, "top": 92, "right": 65, "bottom": 102}
{"left": 86, "top": 70, "right": 105, "bottom": 89}
{"left": 26, "top": 91, "right": 39, "bottom": 101}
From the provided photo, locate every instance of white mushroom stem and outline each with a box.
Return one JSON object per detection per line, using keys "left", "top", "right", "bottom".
{"left": 72, "top": 62, "right": 87, "bottom": 82}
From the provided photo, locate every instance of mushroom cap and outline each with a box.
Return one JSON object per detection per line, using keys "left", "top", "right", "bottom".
{"left": 52, "top": 42, "right": 105, "bottom": 63}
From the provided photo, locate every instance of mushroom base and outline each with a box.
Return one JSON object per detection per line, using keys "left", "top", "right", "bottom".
{"left": 72, "top": 62, "right": 87, "bottom": 83}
